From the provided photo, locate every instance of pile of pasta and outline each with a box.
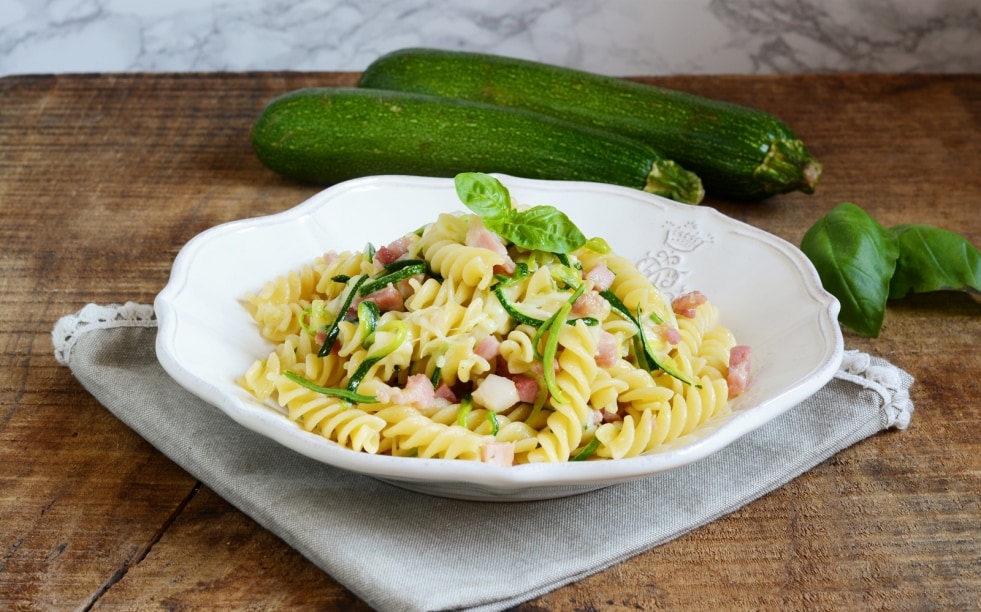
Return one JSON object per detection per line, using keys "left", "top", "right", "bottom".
{"left": 240, "top": 210, "right": 747, "bottom": 465}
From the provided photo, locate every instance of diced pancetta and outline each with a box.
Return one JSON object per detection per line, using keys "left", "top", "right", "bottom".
{"left": 594, "top": 330, "right": 619, "bottom": 368}
{"left": 373, "top": 234, "right": 415, "bottom": 266}
{"left": 375, "top": 374, "right": 436, "bottom": 409}
{"left": 660, "top": 325, "right": 682, "bottom": 345}
{"left": 480, "top": 441, "right": 515, "bottom": 467}
{"left": 474, "top": 335, "right": 501, "bottom": 360}
{"left": 511, "top": 374, "right": 540, "bottom": 404}
{"left": 466, "top": 218, "right": 516, "bottom": 276}
{"left": 584, "top": 263, "right": 615, "bottom": 291}
{"left": 589, "top": 410, "right": 604, "bottom": 428}
{"left": 671, "top": 290, "right": 708, "bottom": 318}
{"left": 727, "top": 345, "right": 752, "bottom": 399}
{"left": 466, "top": 219, "right": 507, "bottom": 255}
{"left": 601, "top": 408, "right": 622, "bottom": 423}
{"left": 493, "top": 257, "right": 517, "bottom": 277}
{"left": 572, "top": 290, "right": 607, "bottom": 318}
{"left": 354, "top": 284, "right": 404, "bottom": 313}
{"left": 434, "top": 381, "right": 459, "bottom": 403}
{"left": 394, "top": 275, "right": 424, "bottom": 301}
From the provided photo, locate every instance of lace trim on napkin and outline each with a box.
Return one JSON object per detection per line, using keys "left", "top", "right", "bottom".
{"left": 836, "top": 349, "right": 914, "bottom": 430}
{"left": 53, "top": 302, "right": 157, "bottom": 366}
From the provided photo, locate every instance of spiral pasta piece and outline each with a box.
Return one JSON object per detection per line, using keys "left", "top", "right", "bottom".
{"left": 698, "top": 325, "right": 737, "bottom": 380}
{"left": 674, "top": 301, "right": 718, "bottom": 360}
{"left": 275, "top": 374, "right": 386, "bottom": 453}
{"left": 381, "top": 408, "right": 486, "bottom": 460}
{"left": 581, "top": 252, "right": 676, "bottom": 325}
{"left": 239, "top": 352, "right": 282, "bottom": 401}
{"left": 314, "top": 250, "right": 375, "bottom": 296}
{"left": 425, "top": 240, "right": 504, "bottom": 291}
{"left": 528, "top": 321, "right": 598, "bottom": 462}
{"left": 589, "top": 368, "right": 629, "bottom": 414}
{"left": 595, "top": 411, "right": 657, "bottom": 460}
{"left": 498, "top": 325, "right": 538, "bottom": 375}
{"left": 244, "top": 265, "right": 318, "bottom": 342}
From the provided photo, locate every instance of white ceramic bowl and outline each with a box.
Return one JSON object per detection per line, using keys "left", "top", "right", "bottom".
{"left": 155, "top": 174, "right": 843, "bottom": 501}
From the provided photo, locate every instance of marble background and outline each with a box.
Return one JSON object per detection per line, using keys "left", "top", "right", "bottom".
{"left": 1, "top": 0, "right": 978, "bottom": 77}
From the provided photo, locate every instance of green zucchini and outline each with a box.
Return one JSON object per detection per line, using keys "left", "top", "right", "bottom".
{"left": 358, "top": 48, "right": 822, "bottom": 200}
{"left": 251, "top": 87, "right": 704, "bottom": 204}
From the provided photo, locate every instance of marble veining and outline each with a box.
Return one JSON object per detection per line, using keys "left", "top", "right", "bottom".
{"left": 0, "top": 0, "right": 977, "bottom": 76}
{"left": 710, "top": 0, "right": 981, "bottom": 73}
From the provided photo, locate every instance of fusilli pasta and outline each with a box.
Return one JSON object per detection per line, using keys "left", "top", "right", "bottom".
{"left": 239, "top": 177, "right": 749, "bottom": 466}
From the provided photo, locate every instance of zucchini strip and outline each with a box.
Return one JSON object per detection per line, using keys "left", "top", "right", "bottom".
{"left": 347, "top": 320, "right": 409, "bottom": 393}
{"left": 571, "top": 436, "right": 601, "bottom": 461}
{"left": 486, "top": 412, "right": 500, "bottom": 436}
{"left": 359, "top": 261, "right": 429, "bottom": 296}
{"left": 456, "top": 395, "right": 473, "bottom": 428}
{"left": 600, "top": 289, "right": 699, "bottom": 387}
{"left": 283, "top": 371, "right": 377, "bottom": 404}
{"left": 317, "top": 275, "right": 369, "bottom": 357}
{"left": 538, "top": 284, "right": 586, "bottom": 403}
{"left": 357, "top": 300, "right": 381, "bottom": 348}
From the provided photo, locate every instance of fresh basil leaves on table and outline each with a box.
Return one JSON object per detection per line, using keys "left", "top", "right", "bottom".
{"left": 802, "top": 202, "right": 981, "bottom": 338}
{"left": 888, "top": 224, "right": 981, "bottom": 299}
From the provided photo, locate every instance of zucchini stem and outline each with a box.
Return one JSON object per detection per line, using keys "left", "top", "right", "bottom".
{"left": 644, "top": 159, "right": 705, "bottom": 205}
{"left": 754, "top": 138, "right": 823, "bottom": 196}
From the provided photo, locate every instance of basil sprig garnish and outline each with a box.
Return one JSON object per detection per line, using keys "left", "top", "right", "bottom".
{"left": 454, "top": 172, "right": 587, "bottom": 254}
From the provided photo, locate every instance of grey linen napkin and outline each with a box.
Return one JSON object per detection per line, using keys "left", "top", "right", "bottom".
{"left": 53, "top": 303, "right": 914, "bottom": 612}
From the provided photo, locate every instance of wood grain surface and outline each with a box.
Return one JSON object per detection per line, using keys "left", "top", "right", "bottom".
{"left": 1, "top": 71, "right": 978, "bottom": 610}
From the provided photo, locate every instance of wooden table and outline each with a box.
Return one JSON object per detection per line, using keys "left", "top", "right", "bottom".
{"left": 1, "top": 71, "right": 978, "bottom": 610}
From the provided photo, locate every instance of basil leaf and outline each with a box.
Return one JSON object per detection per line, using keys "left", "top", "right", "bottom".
{"left": 801, "top": 202, "right": 900, "bottom": 338}
{"left": 453, "top": 172, "right": 589, "bottom": 254}
{"left": 500, "top": 205, "right": 587, "bottom": 253}
{"left": 583, "top": 236, "right": 612, "bottom": 254}
{"left": 888, "top": 224, "right": 981, "bottom": 299}
{"left": 454, "top": 172, "right": 512, "bottom": 225}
